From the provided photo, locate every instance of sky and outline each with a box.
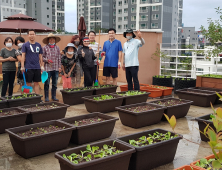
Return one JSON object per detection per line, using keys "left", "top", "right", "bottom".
{"left": 65, "top": 0, "right": 221, "bottom": 33}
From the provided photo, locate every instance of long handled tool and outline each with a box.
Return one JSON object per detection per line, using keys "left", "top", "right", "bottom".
{"left": 94, "top": 30, "right": 101, "bottom": 87}
{"left": 21, "top": 72, "right": 33, "bottom": 93}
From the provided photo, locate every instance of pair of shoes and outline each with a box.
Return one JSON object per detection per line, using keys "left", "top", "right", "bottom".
{"left": 51, "top": 90, "right": 59, "bottom": 101}
{"left": 45, "top": 90, "right": 49, "bottom": 102}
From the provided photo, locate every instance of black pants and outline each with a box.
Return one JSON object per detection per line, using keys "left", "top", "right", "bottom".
{"left": 83, "top": 66, "right": 95, "bottom": 87}
{"left": 1, "top": 71, "right": 16, "bottom": 97}
{"left": 93, "top": 65, "right": 98, "bottom": 83}
{"left": 125, "top": 66, "right": 140, "bottom": 90}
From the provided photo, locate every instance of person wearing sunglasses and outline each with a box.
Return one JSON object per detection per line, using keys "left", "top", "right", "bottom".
{"left": 77, "top": 37, "right": 96, "bottom": 87}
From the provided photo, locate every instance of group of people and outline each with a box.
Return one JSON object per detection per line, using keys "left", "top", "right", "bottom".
{"left": 0, "top": 28, "right": 145, "bottom": 102}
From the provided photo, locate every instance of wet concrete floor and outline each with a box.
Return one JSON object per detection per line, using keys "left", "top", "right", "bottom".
{"left": 0, "top": 82, "right": 217, "bottom": 170}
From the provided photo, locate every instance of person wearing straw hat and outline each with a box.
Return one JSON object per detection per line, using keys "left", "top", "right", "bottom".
{"left": 122, "top": 29, "right": 145, "bottom": 90}
{"left": 42, "top": 33, "right": 61, "bottom": 102}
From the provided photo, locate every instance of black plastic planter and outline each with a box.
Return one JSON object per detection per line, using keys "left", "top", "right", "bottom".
{"left": 111, "top": 91, "right": 150, "bottom": 106}
{"left": 0, "top": 108, "right": 29, "bottom": 134}
{"left": 92, "top": 85, "right": 118, "bottom": 95}
{"left": 60, "top": 112, "right": 118, "bottom": 145}
{"left": 60, "top": 88, "right": 94, "bottom": 105}
{"left": 195, "top": 114, "right": 213, "bottom": 142}
{"left": 174, "top": 78, "right": 196, "bottom": 91}
{"left": 115, "top": 103, "right": 166, "bottom": 128}
{"left": 0, "top": 97, "right": 8, "bottom": 109}
{"left": 6, "top": 94, "right": 42, "bottom": 108}
{"left": 6, "top": 120, "right": 75, "bottom": 158}
{"left": 149, "top": 98, "right": 193, "bottom": 120}
{"left": 55, "top": 139, "right": 135, "bottom": 170}
{"left": 176, "top": 89, "right": 217, "bottom": 107}
{"left": 117, "top": 128, "right": 181, "bottom": 170}
{"left": 152, "top": 76, "right": 173, "bottom": 87}
{"left": 82, "top": 94, "right": 124, "bottom": 113}
{"left": 19, "top": 102, "right": 69, "bottom": 124}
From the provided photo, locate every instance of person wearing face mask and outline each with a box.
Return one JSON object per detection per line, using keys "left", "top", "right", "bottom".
{"left": 61, "top": 43, "right": 78, "bottom": 89}
{"left": 0, "top": 37, "right": 17, "bottom": 97}
{"left": 122, "top": 29, "right": 145, "bottom": 90}
{"left": 15, "top": 36, "right": 25, "bottom": 94}
{"left": 42, "top": 33, "right": 61, "bottom": 102}
{"left": 77, "top": 37, "right": 96, "bottom": 87}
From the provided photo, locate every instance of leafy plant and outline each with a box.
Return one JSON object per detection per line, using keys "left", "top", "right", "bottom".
{"left": 10, "top": 94, "right": 37, "bottom": 100}
{"left": 117, "top": 91, "right": 146, "bottom": 96}
{"left": 93, "top": 95, "right": 115, "bottom": 101}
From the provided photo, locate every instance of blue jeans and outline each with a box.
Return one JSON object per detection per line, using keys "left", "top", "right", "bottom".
{"left": 44, "top": 71, "right": 59, "bottom": 92}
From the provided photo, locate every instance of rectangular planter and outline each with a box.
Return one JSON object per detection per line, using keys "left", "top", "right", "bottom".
{"left": 149, "top": 98, "right": 193, "bottom": 120}
{"left": 144, "top": 85, "right": 173, "bottom": 96}
{"left": 0, "top": 107, "right": 29, "bottom": 134}
{"left": 140, "top": 86, "right": 163, "bottom": 98}
{"left": 60, "top": 88, "right": 94, "bottom": 105}
{"left": 6, "top": 94, "right": 42, "bottom": 108}
{"left": 82, "top": 94, "right": 124, "bottom": 113}
{"left": 176, "top": 89, "right": 217, "bottom": 107}
{"left": 196, "top": 75, "right": 222, "bottom": 89}
{"left": 19, "top": 102, "right": 69, "bottom": 124}
{"left": 60, "top": 112, "right": 119, "bottom": 145}
{"left": 6, "top": 120, "right": 75, "bottom": 158}
{"left": 111, "top": 91, "right": 150, "bottom": 106}
{"left": 55, "top": 139, "right": 135, "bottom": 170}
{"left": 195, "top": 114, "right": 213, "bottom": 142}
{"left": 0, "top": 97, "right": 8, "bottom": 109}
{"left": 117, "top": 128, "right": 181, "bottom": 170}
{"left": 174, "top": 165, "right": 199, "bottom": 170}
{"left": 190, "top": 154, "right": 215, "bottom": 170}
{"left": 92, "top": 85, "right": 118, "bottom": 95}
{"left": 115, "top": 103, "right": 166, "bottom": 128}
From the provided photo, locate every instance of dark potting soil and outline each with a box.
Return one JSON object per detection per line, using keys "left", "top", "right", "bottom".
{"left": 23, "top": 103, "right": 59, "bottom": 111}
{"left": 187, "top": 91, "right": 211, "bottom": 95}
{"left": 0, "top": 110, "right": 22, "bottom": 117}
{"left": 153, "top": 99, "right": 185, "bottom": 107}
{"left": 17, "top": 125, "right": 65, "bottom": 137}
{"left": 73, "top": 116, "right": 105, "bottom": 126}
{"left": 125, "top": 105, "right": 157, "bottom": 112}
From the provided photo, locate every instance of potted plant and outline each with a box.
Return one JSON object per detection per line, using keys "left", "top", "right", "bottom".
{"left": 0, "top": 97, "right": 8, "bottom": 109}
{"left": 111, "top": 91, "right": 149, "bottom": 106}
{"left": 176, "top": 88, "right": 217, "bottom": 107}
{"left": 117, "top": 128, "right": 181, "bottom": 170}
{"left": 55, "top": 139, "right": 135, "bottom": 170}
{"left": 82, "top": 94, "right": 123, "bottom": 113}
{"left": 91, "top": 85, "right": 118, "bottom": 95}
{"left": 0, "top": 107, "right": 29, "bottom": 134}
{"left": 149, "top": 98, "right": 193, "bottom": 120}
{"left": 196, "top": 74, "right": 222, "bottom": 90}
{"left": 140, "top": 86, "right": 163, "bottom": 98}
{"left": 115, "top": 102, "right": 166, "bottom": 128}
{"left": 145, "top": 84, "right": 173, "bottom": 96}
{"left": 19, "top": 102, "right": 69, "bottom": 124}
{"left": 152, "top": 48, "right": 173, "bottom": 87}
{"left": 174, "top": 165, "right": 199, "bottom": 170}
{"left": 6, "top": 120, "right": 75, "bottom": 158}
{"left": 60, "top": 112, "right": 118, "bottom": 145}
{"left": 60, "top": 87, "right": 94, "bottom": 105}
{"left": 6, "top": 93, "right": 42, "bottom": 108}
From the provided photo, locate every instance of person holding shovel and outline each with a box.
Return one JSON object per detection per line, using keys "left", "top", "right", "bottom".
{"left": 42, "top": 33, "right": 61, "bottom": 102}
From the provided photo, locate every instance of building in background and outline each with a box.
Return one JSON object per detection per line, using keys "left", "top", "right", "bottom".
{"left": 0, "top": 0, "right": 64, "bottom": 32}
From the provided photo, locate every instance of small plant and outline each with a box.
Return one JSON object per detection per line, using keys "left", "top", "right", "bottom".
{"left": 93, "top": 95, "right": 115, "bottom": 101}
{"left": 117, "top": 91, "right": 146, "bottom": 96}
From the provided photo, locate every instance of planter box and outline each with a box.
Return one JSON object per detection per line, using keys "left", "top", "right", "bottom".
{"left": 6, "top": 120, "right": 75, "bottom": 158}
{"left": 111, "top": 91, "right": 150, "bottom": 106}
{"left": 117, "top": 128, "right": 181, "bottom": 170}
{"left": 149, "top": 98, "right": 193, "bottom": 120}
{"left": 176, "top": 89, "right": 217, "bottom": 107}
{"left": 119, "top": 84, "right": 149, "bottom": 92}
{"left": 6, "top": 94, "right": 42, "bottom": 108}
{"left": 60, "top": 112, "right": 118, "bottom": 145}
{"left": 60, "top": 88, "right": 94, "bottom": 105}
{"left": 152, "top": 76, "right": 173, "bottom": 87}
{"left": 175, "top": 78, "right": 196, "bottom": 91}
{"left": 115, "top": 103, "right": 166, "bottom": 128}
{"left": 140, "top": 86, "right": 163, "bottom": 98}
{"left": 0, "top": 97, "right": 8, "bottom": 109}
{"left": 190, "top": 154, "right": 215, "bottom": 170}
{"left": 19, "top": 102, "right": 69, "bottom": 124}
{"left": 0, "top": 108, "right": 28, "bottom": 134}
{"left": 174, "top": 165, "right": 199, "bottom": 170}
{"left": 196, "top": 75, "right": 222, "bottom": 89}
{"left": 143, "top": 85, "right": 173, "bottom": 96}
{"left": 82, "top": 94, "right": 123, "bottom": 113}
{"left": 195, "top": 114, "right": 213, "bottom": 142}
{"left": 55, "top": 139, "right": 135, "bottom": 170}
{"left": 92, "top": 85, "right": 118, "bottom": 95}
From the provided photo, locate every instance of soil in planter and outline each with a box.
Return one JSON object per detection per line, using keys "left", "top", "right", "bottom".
{"left": 17, "top": 125, "right": 65, "bottom": 138}
{"left": 64, "top": 87, "right": 91, "bottom": 92}
{"left": 0, "top": 110, "right": 22, "bottom": 117}
{"left": 186, "top": 90, "right": 211, "bottom": 95}
{"left": 93, "top": 95, "right": 115, "bottom": 101}
{"left": 23, "top": 103, "right": 59, "bottom": 111}
{"left": 117, "top": 91, "right": 146, "bottom": 96}
{"left": 128, "top": 131, "right": 178, "bottom": 147}
{"left": 62, "top": 142, "right": 123, "bottom": 164}
{"left": 152, "top": 99, "right": 185, "bottom": 106}
{"left": 125, "top": 105, "right": 157, "bottom": 112}
{"left": 73, "top": 116, "right": 105, "bottom": 126}
{"left": 91, "top": 85, "right": 115, "bottom": 89}
{"left": 8, "top": 93, "right": 37, "bottom": 100}
{"left": 195, "top": 158, "right": 222, "bottom": 170}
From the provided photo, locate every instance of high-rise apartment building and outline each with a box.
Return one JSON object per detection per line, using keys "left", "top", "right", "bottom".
{"left": 77, "top": 0, "right": 183, "bottom": 46}
{"left": 0, "top": 0, "right": 64, "bottom": 31}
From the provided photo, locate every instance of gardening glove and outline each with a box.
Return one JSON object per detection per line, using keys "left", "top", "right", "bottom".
{"left": 118, "top": 62, "right": 121, "bottom": 69}
{"left": 41, "top": 66, "right": 44, "bottom": 72}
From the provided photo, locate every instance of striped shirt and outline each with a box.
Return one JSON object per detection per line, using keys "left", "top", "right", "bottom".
{"left": 88, "top": 41, "right": 102, "bottom": 65}
{"left": 42, "top": 45, "right": 61, "bottom": 71}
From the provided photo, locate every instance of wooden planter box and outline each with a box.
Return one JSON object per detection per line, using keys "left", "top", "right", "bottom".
{"left": 196, "top": 76, "right": 222, "bottom": 89}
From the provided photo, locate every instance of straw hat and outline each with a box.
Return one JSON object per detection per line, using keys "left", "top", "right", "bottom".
{"left": 42, "top": 33, "right": 61, "bottom": 44}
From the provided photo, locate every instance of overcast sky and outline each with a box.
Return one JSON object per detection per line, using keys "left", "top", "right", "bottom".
{"left": 65, "top": 0, "right": 221, "bottom": 33}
